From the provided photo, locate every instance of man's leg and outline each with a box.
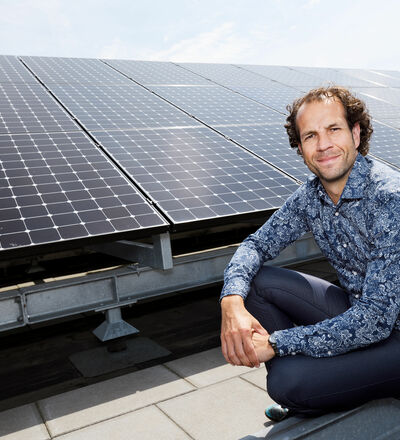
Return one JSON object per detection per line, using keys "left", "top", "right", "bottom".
{"left": 244, "top": 266, "right": 400, "bottom": 416}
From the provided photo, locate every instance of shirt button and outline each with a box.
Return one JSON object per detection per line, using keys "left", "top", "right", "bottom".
{"left": 352, "top": 271, "right": 357, "bottom": 275}
{"left": 328, "top": 351, "right": 332, "bottom": 355}
{"left": 335, "top": 212, "right": 339, "bottom": 216}
{"left": 343, "top": 243, "right": 347, "bottom": 248}
{"left": 291, "top": 352, "right": 296, "bottom": 356}
{"left": 355, "top": 294, "right": 360, "bottom": 299}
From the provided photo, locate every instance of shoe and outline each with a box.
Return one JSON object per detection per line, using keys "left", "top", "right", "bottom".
{"left": 265, "top": 403, "right": 290, "bottom": 422}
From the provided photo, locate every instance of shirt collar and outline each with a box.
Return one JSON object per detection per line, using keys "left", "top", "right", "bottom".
{"left": 312, "top": 153, "right": 369, "bottom": 203}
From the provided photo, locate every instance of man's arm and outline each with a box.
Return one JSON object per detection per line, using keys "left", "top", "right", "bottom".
{"left": 220, "top": 187, "right": 309, "bottom": 366}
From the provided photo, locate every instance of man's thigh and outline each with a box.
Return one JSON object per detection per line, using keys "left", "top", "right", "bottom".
{"left": 267, "top": 331, "right": 400, "bottom": 416}
{"left": 245, "top": 266, "right": 351, "bottom": 332}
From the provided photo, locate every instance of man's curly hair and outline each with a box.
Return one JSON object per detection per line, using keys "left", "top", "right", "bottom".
{"left": 285, "top": 86, "right": 373, "bottom": 156}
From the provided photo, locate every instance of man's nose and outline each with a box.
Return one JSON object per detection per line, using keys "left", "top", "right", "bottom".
{"left": 316, "top": 132, "right": 332, "bottom": 151}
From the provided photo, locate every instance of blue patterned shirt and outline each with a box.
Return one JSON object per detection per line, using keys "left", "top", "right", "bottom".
{"left": 221, "top": 154, "right": 400, "bottom": 357}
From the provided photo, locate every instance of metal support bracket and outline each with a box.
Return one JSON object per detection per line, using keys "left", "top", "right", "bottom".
{"left": 87, "top": 232, "right": 173, "bottom": 270}
{"left": 93, "top": 307, "right": 139, "bottom": 341}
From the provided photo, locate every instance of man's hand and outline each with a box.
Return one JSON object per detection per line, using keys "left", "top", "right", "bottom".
{"left": 220, "top": 295, "right": 268, "bottom": 368}
{"left": 251, "top": 332, "right": 275, "bottom": 363}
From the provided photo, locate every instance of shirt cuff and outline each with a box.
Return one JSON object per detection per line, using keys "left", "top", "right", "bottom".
{"left": 220, "top": 278, "right": 249, "bottom": 302}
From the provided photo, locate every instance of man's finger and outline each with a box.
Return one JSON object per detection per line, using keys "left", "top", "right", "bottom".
{"left": 232, "top": 331, "right": 254, "bottom": 367}
{"left": 242, "top": 332, "right": 260, "bottom": 368}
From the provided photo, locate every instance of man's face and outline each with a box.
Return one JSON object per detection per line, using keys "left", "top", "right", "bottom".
{"left": 296, "top": 98, "right": 360, "bottom": 186}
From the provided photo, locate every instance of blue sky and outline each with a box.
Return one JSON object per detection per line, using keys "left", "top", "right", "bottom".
{"left": 0, "top": 0, "right": 399, "bottom": 70}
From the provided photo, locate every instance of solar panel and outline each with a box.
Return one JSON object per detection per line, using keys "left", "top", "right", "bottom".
{"left": 0, "top": 131, "right": 167, "bottom": 251}
{"left": 339, "top": 68, "right": 400, "bottom": 88}
{"left": 230, "top": 86, "right": 304, "bottom": 114}
{"left": 369, "top": 122, "right": 400, "bottom": 168}
{"left": 150, "top": 85, "right": 285, "bottom": 126}
{"left": 290, "top": 67, "right": 375, "bottom": 87}
{"left": 103, "top": 59, "right": 211, "bottom": 85}
{"left": 0, "top": 83, "right": 79, "bottom": 135}
{"left": 216, "top": 124, "right": 310, "bottom": 182}
{"left": 371, "top": 70, "right": 400, "bottom": 81}
{"left": 353, "top": 87, "right": 400, "bottom": 107}
{"left": 21, "top": 56, "right": 133, "bottom": 85}
{"left": 46, "top": 83, "right": 200, "bottom": 132}
{"left": 0, "top": 55, "right": 37, "bottom": 84}
{"left": 236, "top": 64, "right": 321, "bottom": 88}
{"left": 91, "top": 127, "right": 299, "bottom": 225}
{"left": 178, "top": 62, "right": 277, "bottom": 87}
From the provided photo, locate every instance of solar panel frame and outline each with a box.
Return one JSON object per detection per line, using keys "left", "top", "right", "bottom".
{"left": 0, "top": 130, "right": 168, "bottom": 253}
{"left": 91, "top": 126, "right": 299, "bottom": 227}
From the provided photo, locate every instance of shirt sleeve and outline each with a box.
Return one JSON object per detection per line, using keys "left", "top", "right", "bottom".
{"left": 220, "top": 186, "right": 309, "bottom": 301}
{"left": 273, "top": 194, "right": 400, "bottom": 358}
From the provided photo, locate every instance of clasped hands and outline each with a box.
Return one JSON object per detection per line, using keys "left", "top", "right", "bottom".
{"left": 220, "top": 295, "right": 276, "bottom": 368}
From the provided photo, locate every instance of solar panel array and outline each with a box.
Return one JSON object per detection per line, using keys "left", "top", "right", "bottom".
{"left": 1, "top": 55, "right": 399, "bottom": 257}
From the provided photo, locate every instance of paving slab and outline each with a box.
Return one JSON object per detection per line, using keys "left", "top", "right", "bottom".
{"left": 158, "top": 377, "right": 271, "bottom": 440}
{"left": 56, "top": 405, "right": 191, "bottom": 440}
{"left": 165, "top": 347, "right": 252, "bottom": 387}
{"left": 240, "top": 367, "right": 269, "bottom": 391}
{"left": 38, "top": 364, "right": 195, "bottom": 437}
{"left": 0, "top": 404, "right": 49, "bottom": 440}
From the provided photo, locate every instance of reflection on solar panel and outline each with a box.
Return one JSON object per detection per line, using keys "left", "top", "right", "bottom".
{"left": 291, "top": 67, "right": 375, "bottom": 87}
{"left": 370, "top": 122, "right": 400, "bottom": 168}
{"left": 353, "top": 87, "right": 400, "bottom": 107}
{"left": 339, "top": 69, "right": 400, "bottom": 88}
{"left": 91, "top": 127, "right": 299, "bottom": 224}
{"left": 179, "top": 62, "right": 276, "bottom": 87}
{"left": 372, "top": 70, "right": 400, "bottom": 81}
{"left": 22, "top": 56, "right": 133, "bottom": 85}
{"left": 352, "top": 90, "right": 400, "bottom": 121}
{"left": 218, "top": 124, "right": 310, "bottom": 182}
{"left": 237, "top": 64, "right": 321, "bottom": 88}
{"left": 150, "top": 86, "right": 285, "bottom": 126}
{"left": 0, "top": 131, "right": 167, "bottom": 250}
{"left": 48, "top": 83, "right": 199, "bottom": 131}
{"left": 0, "top": 83, "right": 79, "bottom": 134}
{"left": 103, "top": 59, "right": 211, "bottom": 85}
{"left": 0, "top": 55, "right": 37, "bottom": 83}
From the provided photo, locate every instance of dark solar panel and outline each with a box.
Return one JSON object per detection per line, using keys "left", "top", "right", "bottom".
{"left": 150, "top": 85, "right": 285, "bottom": 126}
{"left": 216, "top": 124, "right": 310, "bottom": 182}
{"left": 91, "top": 127, "right": 299, "bottom": 225}
{"left": 103, "top": 59, "right": 211, "bottom": 85}
{"left": 339, "top": 69, "right": 400, "bottom": 88}
{"left": 291, "top": 67, "right": 375, "bottom": 87}
{"left": 0, "top": 83, "right": 79, "bottom": 135}
{"left": 0, "top": 55, "right": 37, "bottom": 84}
{"left": 236, "top": 64, "right": 321, "bottom": 88}
{"left": 47, "top": 83, "right": 199, "bottom": 131}
{"left": 0, "top": 131, "right": 167, "bottom": 251}
{"left": 21, "top": 56, "right": 133, "bottom": 85}
{"left": 178, "top": 62, "right": 276, "bottom": 87}
{"left": 369, "top": 122, "right": 400, "bottom": 168}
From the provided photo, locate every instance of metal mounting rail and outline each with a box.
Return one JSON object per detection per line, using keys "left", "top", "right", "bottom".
{"left": 0, "top": 233, "right": 322, "bottom": 336}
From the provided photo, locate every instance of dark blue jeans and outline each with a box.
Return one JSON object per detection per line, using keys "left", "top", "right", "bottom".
{"left": 245, "top": 266, "right": 400, "bottom": 417}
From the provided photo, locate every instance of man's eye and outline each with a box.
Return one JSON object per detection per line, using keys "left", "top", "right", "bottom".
{"left": 331, "top": 127, "right": 340, "bottom": 132}
{"left": 304, "top": 134, "right": 313, "bottom": 141}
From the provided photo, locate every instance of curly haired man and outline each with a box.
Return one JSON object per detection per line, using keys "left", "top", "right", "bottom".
{"left": 220, "top": 86, "right": 400, "bottom": 420}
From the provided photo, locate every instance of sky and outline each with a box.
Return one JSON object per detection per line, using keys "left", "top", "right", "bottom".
{"left": 0, "top": 0, "right": 399, "bottom": 71}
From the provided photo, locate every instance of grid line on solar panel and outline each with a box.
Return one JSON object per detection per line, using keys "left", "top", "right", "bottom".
{"left": 91, "top": 127, "right": 299, "bottom": 224}
{"left": 352, "top": 87, "right": 400, "bottom": 107}
{"left": 149, "top": 85, "right": 285, "bottom": 126}
{"left": 21, "top": 56, "right": 134, "bottom": 85}
{"left": 290, "top": 67, "right": 376, "bottom": 87}
{"left": 102, "top": 59, "right": 212, "bottom": 85}
{"left": 352, "top": 90, "right": 400, "bottom": 120}
{"left": 0, "top": 55, "right": 38, "bottom": 84}
{"left": 214, "top": 124, "right": 310, "bottom": 182}
{"left": 369, "top": 122, "right": 400, "bottom": 168}
{"left": 0, "top": 131, "right": 167, "bottom": 251}
{"left": 338, "top": 69, "right": 400, "bottom": 88}
{"left": 236, "top": 65, "right": 321, "bottom": 88}
{"left": 0, "top": 83, "right": 79, "bottom": 135}
{"left": 372, "top": 70, "right": 400, "bottom": 81}
{"left": 45, "top": 83, "right": 202, "bottom": 132}
{"left": 178, "top": 63, "right": 279, "bottom": 87}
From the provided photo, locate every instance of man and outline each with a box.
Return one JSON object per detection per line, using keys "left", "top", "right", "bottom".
{"left": 220, "top": 86, "right": 400, "bottom": 421}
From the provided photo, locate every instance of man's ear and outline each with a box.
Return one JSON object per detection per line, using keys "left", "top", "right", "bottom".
{"left": 298, "top": 143, "right": 303, "bottom": 156}
{"left": 352, "top": 122, "right": 361, "bottom": 149}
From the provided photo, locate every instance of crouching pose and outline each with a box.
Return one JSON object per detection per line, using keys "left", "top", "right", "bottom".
{"left": 220, "top": 86, "right": 400, "bottom": 421}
